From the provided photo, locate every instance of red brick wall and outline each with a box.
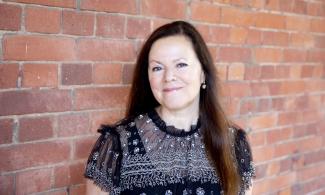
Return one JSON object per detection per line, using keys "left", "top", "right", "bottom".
{"left": 0, "top": 0, "right": 324, "bottom": 194}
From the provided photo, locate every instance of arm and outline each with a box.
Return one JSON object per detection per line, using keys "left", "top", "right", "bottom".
{"left": 86, "top": 179, "right": 108, "bottom": 195}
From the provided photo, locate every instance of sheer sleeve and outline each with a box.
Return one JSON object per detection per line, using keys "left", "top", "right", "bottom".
{"left": 234, "top": 128, "right": 255, "bottom": 192}
{"left": 84, "top": 124, "right": 122, "bottom": 192}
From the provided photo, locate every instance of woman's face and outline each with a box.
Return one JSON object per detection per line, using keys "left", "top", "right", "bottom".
{"left": 148, "top": 35, "right": 205, "bottom": 112}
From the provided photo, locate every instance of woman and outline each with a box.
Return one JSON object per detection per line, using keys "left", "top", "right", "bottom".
{"left": 85, "top": 21, "right": 255, "bottom": 195}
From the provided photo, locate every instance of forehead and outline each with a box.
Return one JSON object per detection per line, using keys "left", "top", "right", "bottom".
{"left": 149, "top": 35, "right": 196, "bottom": 60}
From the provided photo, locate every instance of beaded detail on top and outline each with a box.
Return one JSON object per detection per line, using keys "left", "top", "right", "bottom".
{"left": 84, "top": 110, "right": 255, "bottom": 195}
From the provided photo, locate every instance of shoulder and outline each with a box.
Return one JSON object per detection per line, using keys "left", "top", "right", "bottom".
{"left": 229, "top": 125, "right": 256, "bottom": 191}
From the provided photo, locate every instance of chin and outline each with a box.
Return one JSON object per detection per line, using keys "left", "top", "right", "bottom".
{"left": 162, "top": 101, "right": 192, "bottom": 111}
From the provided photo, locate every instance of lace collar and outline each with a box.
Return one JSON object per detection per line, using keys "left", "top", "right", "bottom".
{"left": 147, "top": 109, "right": 201, "bottom": 137}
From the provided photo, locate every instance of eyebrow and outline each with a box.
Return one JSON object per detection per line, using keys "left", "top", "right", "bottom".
{"left": 149, "top": 58, "right": 187, "bottom": 64}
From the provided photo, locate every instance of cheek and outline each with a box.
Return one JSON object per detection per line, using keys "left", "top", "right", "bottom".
{"left": 148, "top": 75, "right": 162, "bottom": 92}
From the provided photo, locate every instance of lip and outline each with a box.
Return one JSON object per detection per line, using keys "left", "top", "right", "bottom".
{"left": 163, "top": 87, "right": 183, "bottom": 92}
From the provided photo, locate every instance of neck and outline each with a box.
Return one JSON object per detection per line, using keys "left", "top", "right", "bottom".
{"left": 156, "top": 105, "right": 199, "bottom": 132}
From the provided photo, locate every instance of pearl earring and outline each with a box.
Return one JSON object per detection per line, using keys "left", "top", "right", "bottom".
{"left": 202, "top": 82, "right": 206, "bottom": 89}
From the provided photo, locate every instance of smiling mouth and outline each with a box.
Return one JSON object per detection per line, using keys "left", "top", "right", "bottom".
{"left": 163, "top": 87, "right": 182, "bottom": 92}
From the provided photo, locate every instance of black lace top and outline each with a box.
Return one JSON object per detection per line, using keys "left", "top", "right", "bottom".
{"left": 84, "top": 110, "right": 255, "bottom": 195}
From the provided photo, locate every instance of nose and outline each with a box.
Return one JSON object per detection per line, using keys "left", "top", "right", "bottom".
{"left": 164, "top": 68, "right": 176, "bottom": 82}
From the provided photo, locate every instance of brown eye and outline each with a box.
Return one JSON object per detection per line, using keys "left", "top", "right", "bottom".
{"left": 152, "top": 66, "right": 162, "bottom": 72}
{"left": 176, "top": 63, "right": 188, "bottom": 68}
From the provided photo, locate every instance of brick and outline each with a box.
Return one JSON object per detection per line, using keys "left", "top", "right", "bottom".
{"left": 122, "top": 64, "right": 135, "bottom": 84}
{"left": 310, "top": 18, "right": 325, "bottom": 33}
{"left": 264, "top": 0, "right": 279, "bottom": 10}
{"left": 96, "top": 14, "right": 125, "bottom": 38}
{"left": 0, "top": 89, "right": 72, "bottom": 116}
{"left": 257, "top": 98, "right": 272, "bottom": 112}
{"left": 216, "top": 64, "right": 227, "bottom": 81}
{"left": 249, "top": 0, "right": 264, "bottom": 9}
{"left": 278, "top": 112, "right": 298, "bottom": 126}
{"left": 5, "top": 0, "right": 76, "bottom": 8}
{"left": 293, "top": 0, "right": 307, "bottom": 14}
{"left": 252, "top": 145, "right": 275, "bottom": 162}
{"left": 223, "top": 98, "right": 240, "bottom": 116}
{"left": 46, "top": 190, "right": 67, "bottom": 195}
{"left": 275, "top": 66, "right": 290, "bottom": 79}
{"left": 269, "top": 81, "right": 305, "bottom": 95}
{"left": 254, "top": 48, "right": 282, "bottom": 63}
{"left": 93, "top": 63, "right": 122, "bottom": 84}
{"left": 54, "top": 162, "right": 85, "bottom": 187}
{"left": 25, "top": 6, "right": 60, "bottom": 33}
{"left": 0, "top": 63, "right": 19, "bottom": 89}
{"left": 0, "top": 119, "right": 13, "bottom": 144}
{"left": 141, "top": 0, "right": 186, "bottom": 19}
{"left": 90, "top": 110, "right": 123, "bottom": 133}
{"left": 191, "top": 2, "right": 220, "bottom": 23}
{"left": 293, "top": 123, "right": 317, "bottom": 138}
{"left": 289, "top": 65, "right": 302, "bottom": 79}
{"left": 57, "top": 113, "right": 90, "bottom": 137}
{"left": 266, "top": 161, "right": 280, "bottom": 176}
{"left": 289, "top": 33, "right": 314, "bottom": 48}
{"left": 307, "top": 2, "right": 325, "bottom": 17}
{"left": 254, "top": 173, "right": 295, "bottom": 194}
{"left": 19, "top": 116, "right": 53, "bottom": 142}
{"left": 221, "top": 7, "right": 255, "bottom": 26}
{"left": 3, "top": 35, "right": 76, "bottom": 61}
{"left": 61, "top": 63, "right": 92, "bottom": 85}
{"left": 272, "top": 97, "right": 286, "bottom": 111}
{"left": 267, "top": 127, "right": 292, "bottom": 144}
{"left": 283, "top": 49, "right": 306, "bottom": 62}
{"left": 74, "top": 87, "right": 129, "bottom": 110}
{"left": 70, "top": 184, "right": 86, "bottom": 195}
{"left": 262, "top": 31, "right": 289, "bottom": 46}
{"left": 62, "top": 10, "right": 94, "bottom": 36}
{"left": 74, "top": 136, "right": 97, "bottom": 159}
{"left": 0, "top": 174, "right": 14, "bottom": 195}
{"left": 76, "top": 38, "right": 135, "bottom": 62}
{"left": 209, "top": 26, "right": 230, "bottom": 44}
{"left": 248, "top": 114, "right": 277, "bottom": 129}
{"left": 126, "top": 17, "right": 151, "bottom": 39}
{"left": 151, "top": 18, "right": 172, "bottom": 31}
{"left": 193, "top": 24, "right": 210, "bottom": 43}
{"left": 279, "top": 0, "right": 294, "bottom": 12}
{"left": 255, "top": 13, "right": 285, "bottom": 29}
{"left": 80, "top": 0, "right": 136, "bottom": 14}
{"left": 307, "top": 50, "right": 325, "bottom": 62}
{"left": 0, "top": 141, "right": 70, "bottom": 172}
{"left": 0, "top": 3, "right": 21, "bottom": 31}
{"left": 304, "top": 150, "right": 325, "bottom": 165}
{"left": 299, "top": 177, "right": 325, "bottom": 194}
{"left": 246, "top": 29, "right": 262, "bottom": 45}
{"left": 298, "top": 163, "right": 325, "bottom": 182}
{"left": 228, "top": 63, "right": 245, "bottom": 80}
{"left": 240, "top": 99, "right": 257, "bottom": 114}
{"left": 314, "top": 35, "right": 325, "bottom": 48}
{"left": 254, "top": 164, "right": 267, "bottom": 179}
{"left": 219, "top": 47, "right": 251, "bottom": 62}
{"left": 260, "top": 65, "right": 275, "bottom": 79}
{"left": 250, "top": 82, "right": 269, "bottom": 96}
{"left": 301, "top": 65, "right": 314, "bottom": 78}
{"left": 22, "top": 63, "right": 58, "bottom": 87}
{"left": 16, "top": 168, "right": 51, "bottom": 194}
{"left": 244, "top": 65, "right": 260, "bottom": 80}
{"left": 248, "top": 131, "right": 265, "bottom": 146}
{"left": 229, "top": 28, "right": 248, "bottom": 44}
{"left": 222, "top": 82, "right": 250, "bottom": 97}
{"left": 286, "top": 16, "right": 310, "bottom": 32}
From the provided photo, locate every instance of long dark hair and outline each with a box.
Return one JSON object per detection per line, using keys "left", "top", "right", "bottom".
{"left": 126, "top": 21, "right": 240, "bottom": 194}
